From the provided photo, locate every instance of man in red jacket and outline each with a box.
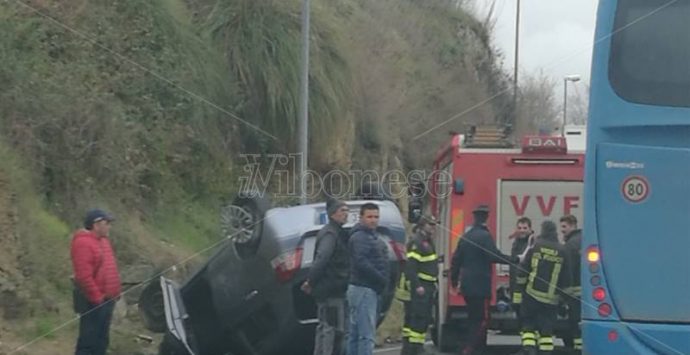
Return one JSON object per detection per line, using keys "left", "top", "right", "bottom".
{"left": 71, "top": 209, "right": 122, "bottom": 355}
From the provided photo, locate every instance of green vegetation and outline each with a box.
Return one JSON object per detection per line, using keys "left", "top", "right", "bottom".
{"left": 0, "top": 0, "right": 511, "bottom": 352}
{"left": 206, "top": 0, "right": 353, "bottom": 152}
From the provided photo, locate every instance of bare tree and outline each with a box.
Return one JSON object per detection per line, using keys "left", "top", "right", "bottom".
{"left": 515, "top": 70, "right": 560, "bottom": 135}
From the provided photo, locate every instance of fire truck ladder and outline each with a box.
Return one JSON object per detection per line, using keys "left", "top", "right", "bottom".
{"left": 463, "top": 125, "right": 514, "bottom": 148}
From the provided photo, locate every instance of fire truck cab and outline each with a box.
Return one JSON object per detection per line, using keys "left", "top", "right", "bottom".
{"left": 422, "top": 126, "right": 585, "bottom": 351}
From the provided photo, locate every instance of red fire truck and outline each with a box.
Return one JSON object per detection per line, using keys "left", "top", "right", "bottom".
{"left": 421, "top": 126, "right": 585, "bottom": 351}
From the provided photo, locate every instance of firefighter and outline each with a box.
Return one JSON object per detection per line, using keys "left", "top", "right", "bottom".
{"left": 510, "top": 217, "right": 535, "bottom": 333}
{"left": 560, "top": 215, "right": 583, "bottom": 353}
{"left": 450, "top": 204, "right": 519, "bottom": 355}
{"left": 518, "top": 220, "right": 570, "bottom": 355}
{"left": 396, "top": 216, "right": 438, "bottom": 355}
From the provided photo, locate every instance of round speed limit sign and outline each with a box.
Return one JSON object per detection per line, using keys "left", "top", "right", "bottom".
{"left": 621, "top": 176, "right": 650, "bottom": 203}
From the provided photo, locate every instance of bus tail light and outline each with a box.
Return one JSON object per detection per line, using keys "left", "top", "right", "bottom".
{"left": 593, "top": 287, "right": 606, "bottom": 302}
{"left": 608, "top": 329, "right": 619, "bottom": 342}
{"left": 589, "top": 263, "right": 600, "bottom": 273}
{"left": 587, "top": 246, "right": 600, "bottom": 263}
{"left": 598, "top": 303, "right": 612, "bottom": 317}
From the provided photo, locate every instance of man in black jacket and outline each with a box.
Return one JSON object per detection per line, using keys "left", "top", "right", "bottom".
{"left": 450, "top": 204, "right": 519, "bottom": 355}
{"left": 302, "top": 198, "right": 350, "bottom": 355}
{"left": 560, "top": 214, "right": 583, "bottom": 353}
{"left": 346, "top": 203, "right": 389, "bottom": 355}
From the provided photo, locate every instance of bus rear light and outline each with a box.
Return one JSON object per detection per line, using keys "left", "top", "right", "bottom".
{"left": 587, "top": 246, "right": 600, "bottom": 263}
{"left": 590, "top": 275, "right": 601, "bottom": 286}
{"left": 598, "top": 303, "right": 612, "bottom": 317}
{"left": 608, "top": 329, "right": 619, "bottom": 342}
{"left": 589, "top": 263, "right": 600, "bottom": 273}
{"left": 593, "top": 287, "right": 606, "bottom": 302}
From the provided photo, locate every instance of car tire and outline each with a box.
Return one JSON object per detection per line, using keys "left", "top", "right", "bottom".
{"left": 139, "top": 279, "right": 167, "bottom": 333}
{"left": 220, "top": 192, "right": 270, "bottom": 256}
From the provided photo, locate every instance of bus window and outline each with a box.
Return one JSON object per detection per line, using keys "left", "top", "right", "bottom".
{"left": 609, "top": 0, "right": 690, "bottom": 107}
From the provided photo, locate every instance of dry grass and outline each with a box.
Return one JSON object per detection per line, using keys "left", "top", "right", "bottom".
{"left": 377, "top": 299, "right": 405, "bottom": 345}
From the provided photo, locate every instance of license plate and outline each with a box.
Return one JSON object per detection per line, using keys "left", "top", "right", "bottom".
{"left": 345, "top": 211, "right": 360, "bottom": 224}
{"left": 319, "top": 211, "right": 360, "bottom": 225}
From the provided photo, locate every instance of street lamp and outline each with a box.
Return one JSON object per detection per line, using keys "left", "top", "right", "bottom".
{"left": 562, "top": 74, "right": 581, "bottom": 136}
{"left": 298, "top": 0, "right": 310, "bottom": 205}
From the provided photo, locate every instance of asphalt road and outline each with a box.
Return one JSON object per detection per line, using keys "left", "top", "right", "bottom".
{"left": 373, "top": 334, "right": 573, "bottom": 355}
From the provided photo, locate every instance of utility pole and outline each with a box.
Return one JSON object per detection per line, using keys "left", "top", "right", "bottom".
{"left": 298, "top": 0, "right": 310, "bottom": 205}
{"left": 513, "top": 0, "right": 521, "bottom": 120}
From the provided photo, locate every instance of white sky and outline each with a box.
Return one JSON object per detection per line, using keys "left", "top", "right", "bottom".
{"left": 475, "top": 0, "right": 599, "bottom": 97}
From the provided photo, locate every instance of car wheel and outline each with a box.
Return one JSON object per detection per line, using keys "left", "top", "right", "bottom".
{"left": 220, "top": 192, "right": 270, "bottom": 255}
{"left": 139, "top": 279, "right": 166, "bottom": 333}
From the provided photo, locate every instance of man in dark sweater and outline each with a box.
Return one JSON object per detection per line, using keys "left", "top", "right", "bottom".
{"left": 346, "top": 203, "right": 389, "bottom": 355}
{"left": 560, "top": 214, "right": 583, "bottom": 353}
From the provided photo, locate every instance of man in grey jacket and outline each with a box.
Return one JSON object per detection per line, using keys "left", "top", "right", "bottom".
{"left": 302, "top": 198, "right": 351, "bottom": 355}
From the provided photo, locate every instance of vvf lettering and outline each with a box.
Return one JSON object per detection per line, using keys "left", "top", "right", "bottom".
{"left": 510, "top": 195, "right": 580, "bottom": 216}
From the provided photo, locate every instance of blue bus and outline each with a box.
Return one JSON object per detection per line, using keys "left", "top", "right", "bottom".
{"left": 583, "top": 0, "right": 690, "bottom": 353}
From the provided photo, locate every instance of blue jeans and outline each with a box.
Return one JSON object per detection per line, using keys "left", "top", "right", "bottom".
{"left": 346, "top": 285, "right": 378, "bottom": 355}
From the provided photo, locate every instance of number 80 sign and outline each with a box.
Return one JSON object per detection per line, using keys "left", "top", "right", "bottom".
{"left": 621, "top": 175, "right": 650, "bottom": 203}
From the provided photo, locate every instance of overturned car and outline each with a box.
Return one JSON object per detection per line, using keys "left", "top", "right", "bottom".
{"left": 139, "top": 195, "right": 407, "bottom": 355}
